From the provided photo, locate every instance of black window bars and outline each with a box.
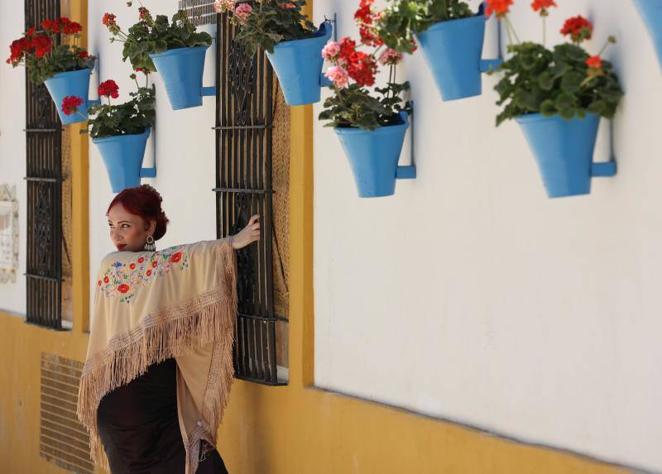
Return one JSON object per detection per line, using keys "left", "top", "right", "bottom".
{"left": 214, "top": 12, "right": 286, "bottom": 386}
{"left": 24, "top": 0, "right": 64, "bottom": 330}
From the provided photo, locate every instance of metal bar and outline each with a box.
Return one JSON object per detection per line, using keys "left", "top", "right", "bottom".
{"left": 25, "top": 177, "right": 58, "bottom": 183}
{"left": 212, "top": 187, "right": 273, "bottom": 194}
{"left": 234, "top": 374, "right": 287, "bottom": 386}
{"left": 26, "top": 273, "right": 62, "bottom": 282}
{"left": 237, "top": 312, "right": 286, "bottom": 323}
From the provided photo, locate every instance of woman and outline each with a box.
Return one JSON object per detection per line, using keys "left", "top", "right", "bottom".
{"left": 77, "top": 185, "right": 260, "bottom": 474}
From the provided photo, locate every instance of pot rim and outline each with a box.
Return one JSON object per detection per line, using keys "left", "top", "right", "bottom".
{"left": 92, "top": 127, "right": 151, "bottom": 144}
{"left": 334, "top": 116, "right": 409, "bottom": 136}
{"left": 271, "top": 21, "right": 332, "bottom": 51}
{"left": 149, "top": 45, "right": 210, "bottom": 59}
{"left": 515, "top": 112, "right": 599, "bottom": 124}
{"left": 47, "top": 66, "right": 94, "bottom": 81}
{"left": 416, "top": 9, "right": 485, "bottom": 37}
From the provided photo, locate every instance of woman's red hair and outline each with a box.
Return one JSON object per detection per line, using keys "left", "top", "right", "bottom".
{"left": 107, "top": 185, "right": 169, "bottom": 240}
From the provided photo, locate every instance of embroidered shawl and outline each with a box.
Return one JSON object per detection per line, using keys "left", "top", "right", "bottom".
{"left": 77, "top": 239, "right": 237, "bottom": 474}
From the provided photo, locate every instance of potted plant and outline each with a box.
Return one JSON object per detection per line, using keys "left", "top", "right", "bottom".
{"left": 64, "top": 73, "right": 156, "bottom": 192}
{"left": 216, "top": 0, "right": 332, "bottom": 106}
{"left": 6, "top": 17, "right": 96, "bottom": 124}
{"left": 103, "top": 5, "right": 213, "bottom": 110}
{"left": 319, "top": 4, "right": 414, "bottom": 199}
{"left": 489, "top": 0, "right": 623, "bottom": 198}
{"left": 375, "top": 0, "right": 502, "bottom": 101}
{"left": 634, "top": 0, "right": 662, "bottom": 70}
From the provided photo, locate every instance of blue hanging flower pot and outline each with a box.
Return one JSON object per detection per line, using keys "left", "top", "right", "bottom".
{"left": 516, "top": 113, "right": 617, "bottom": 198}
{"left": 266, "top": 22, "right": 333, "bottom": 106}
{"left": 416, "top": 4, "right": 500, "bottom": 101}
{"left": 149, "top": 46, "right": 210, "bottom": 110}
{"left": 635, "top": 0, "right": 662, "bottom": 70}
{"left": 93, "top": 129, "right": 152, "bottom": 193}
{"left": 43, "top": 68, "right": 93, "bottom": 125}
{"left": 335, "top": 113, "right": 415, "bottom": 198}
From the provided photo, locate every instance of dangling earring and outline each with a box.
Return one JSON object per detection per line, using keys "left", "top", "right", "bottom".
{"left": 144, "top": 235, "right": 155, "bottom": 251}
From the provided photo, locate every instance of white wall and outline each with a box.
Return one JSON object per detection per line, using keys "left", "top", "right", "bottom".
{"left": 0, "top": 4, "right": 27, "bottom": 314}
{"left": 88, "top": 0, "right": 218, "bottom": 299}
{"left": 313, "top": 0, "right": 662, "bottom": 471}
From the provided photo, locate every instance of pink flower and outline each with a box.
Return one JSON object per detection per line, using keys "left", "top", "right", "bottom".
{"left": 280, "top": 2, "right": 296, "bottom": 8}
{"left": 214, "top": 0, "right": 235, "bottom": 13}
{"left": 234, "top": 3, "right": 253, "bottom": 24}
{"left": 378, "top": 48, "right": 402, "bottom": 66}
{"left": 325, "top": 66, "right": 349, "bottom": 89}
{"left": 322, "top": 41, "right": 341, "bottom": 60}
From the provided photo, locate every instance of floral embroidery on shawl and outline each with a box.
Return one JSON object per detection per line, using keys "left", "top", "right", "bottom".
{"left": 96, "top": 245, "right": 189, "bottom": 303}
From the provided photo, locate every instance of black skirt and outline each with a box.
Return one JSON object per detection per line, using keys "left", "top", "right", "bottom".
{"left": 97, "top": 358, "right": 229, "bottom": 474}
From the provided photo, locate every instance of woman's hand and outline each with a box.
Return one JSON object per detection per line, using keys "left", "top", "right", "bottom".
{"left": 231, "top": 215, "right": 261, "bottom": 250}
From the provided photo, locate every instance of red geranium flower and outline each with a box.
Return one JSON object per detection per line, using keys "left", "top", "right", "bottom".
{"left": 61, "top": 96, "right": 83, "bottom": 115}
{"left": 335, "top": 38, "right": 377, "bottom": 87}
{"left": 359, "top": 27, "right": 383, "bottom": 47}
{"left": 170, "top": 252, "right": 183, "bottom": 263}
{"left": 354, "top": 0, "right": 383, "bottom": 47}
{"left": 98, "top": 79, "right": 119, "bottom": 99}
{"left": 41, "top": 19, "right": 60, "bottom": 33}
{"left": 78, "top": 50, "right": 89, "bottom": 59}
{"left": 586, "top": 55, "right": 602, "bottom": 69}
{"left": 531, "top": 0, "right": 556, "bottom": 14}
{"left": 486, "top": 0, "right": 513, "bottom": 17}
{"left": 60, "top": 18, "right": 83, "bottom": 35}
{"left": 118, "top": 284, "right": 130, "bottom": 294}
{"left": 31, "top": 34, "right": 53, "bottom": 58}
{"left": 41, "top": 17, "right": 82, "bottom": 35}
{"left": 355, "top": 0, "right": 374, "bottom": 25}
{"left": 338, "top": 37, "right": 357, "bottom": 60}
{"left": 561, "top": 15, "right": 593, "bottom": 43}
{"left": 102, "top": 13, "right": 117, "bottom": 27}
{"left": 6, "top": 37, "right": 31, "bottom": 65}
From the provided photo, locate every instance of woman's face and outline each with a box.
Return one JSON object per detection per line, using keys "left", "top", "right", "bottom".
{"left": 107, "top": 203, "right": 156, "bottom": 252}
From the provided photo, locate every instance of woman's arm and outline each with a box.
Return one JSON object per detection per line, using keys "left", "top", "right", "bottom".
{"left": 230, "top": 214, "right": 261, "bottom": 250}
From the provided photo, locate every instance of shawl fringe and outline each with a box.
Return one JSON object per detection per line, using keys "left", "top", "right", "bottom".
{"left": 77, "top": 243, "right": 237, "bottom": 472}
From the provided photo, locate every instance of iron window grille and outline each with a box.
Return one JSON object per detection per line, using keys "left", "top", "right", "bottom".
{"left": 24, "top": 0, "right": 64, "bottom": 330}
{"left": 214, "top": 12, "right": 286, "bottom": 386}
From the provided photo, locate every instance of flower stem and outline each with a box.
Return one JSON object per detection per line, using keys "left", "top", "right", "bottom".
{"left": 543, "top": 17, "right": 547, "bottom": 46}
{"left": 503, "top": 15, "right": 520, "bottom": 44}
{"left": 598, "top": 36, "right": 616, "bottom": 56}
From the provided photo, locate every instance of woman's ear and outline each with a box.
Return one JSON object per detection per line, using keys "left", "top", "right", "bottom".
{"left": 146, "top": 219, "right": 157, "bottom": 237}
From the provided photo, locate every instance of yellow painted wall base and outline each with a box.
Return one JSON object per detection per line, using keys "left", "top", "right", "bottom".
{"left": 0, "top": 310, "right": 628, "bottom": 474}
{"left": 0, "top": 314, "right": 91, "bottom": 474}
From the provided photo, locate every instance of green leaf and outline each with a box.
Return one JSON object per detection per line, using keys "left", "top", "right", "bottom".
{"left": 540, "top": 99, "right": 556, "bottom": 116}
{"left": 538, "top": 72, "right": 554, "bottom": 91}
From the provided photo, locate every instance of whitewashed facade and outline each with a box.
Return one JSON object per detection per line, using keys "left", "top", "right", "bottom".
{"left": 313, "top": 0, "right": 662, "bottom": 471}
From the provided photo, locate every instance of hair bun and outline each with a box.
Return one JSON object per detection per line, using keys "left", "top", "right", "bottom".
{"left": 107, "top": 185, "right": 170, "bottom": 241}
